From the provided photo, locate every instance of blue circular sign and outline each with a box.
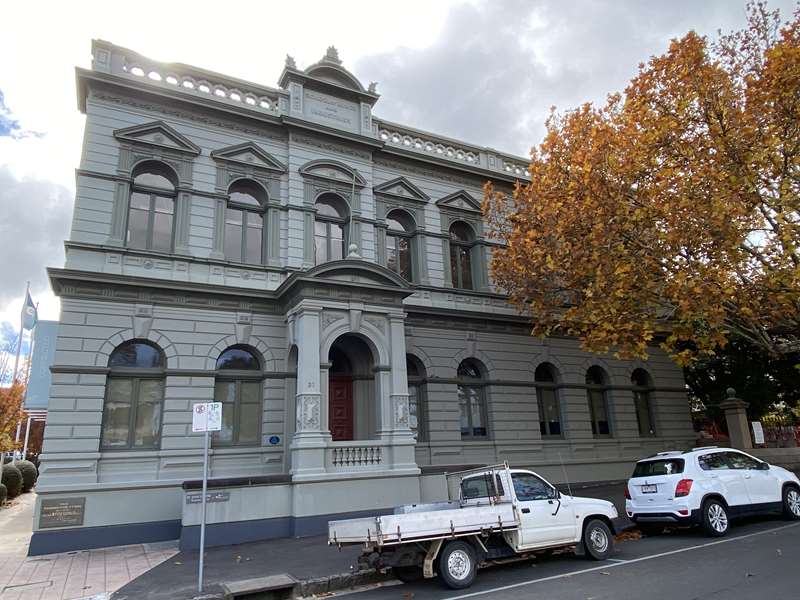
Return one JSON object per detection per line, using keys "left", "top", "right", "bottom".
{"left": 269, "top": 435, "right": 280, "bottom": 445}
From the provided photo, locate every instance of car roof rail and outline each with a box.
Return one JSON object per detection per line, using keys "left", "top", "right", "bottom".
{"left": 688, "top": 446, "right": 719, "bottom": 452}
{"left": 655, "top": 451, "right": 683, "bottom": 456}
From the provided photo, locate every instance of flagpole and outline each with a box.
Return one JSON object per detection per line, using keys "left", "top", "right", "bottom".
{"left": 21, "top": 304, "right": 38, "bottom": 400}
{"left": 12, "top": 282, "right": 30, "bottom": 384}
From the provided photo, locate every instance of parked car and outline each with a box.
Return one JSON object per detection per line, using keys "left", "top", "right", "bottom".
{"left": 328, "top": 463, "right": 626, "bottom": 589}
{"left": 625, "top": 446, "right": 800, "bottom": 537}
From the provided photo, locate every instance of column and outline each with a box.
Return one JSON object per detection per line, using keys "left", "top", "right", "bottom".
{"left": 381, "top": 313, "right": 419, "bottom": 473}
{"left": 290, "top": 306, "right": 327, "bottom": 479}
{"left": 720, "top": 388, "right": 752, "bottom": 450}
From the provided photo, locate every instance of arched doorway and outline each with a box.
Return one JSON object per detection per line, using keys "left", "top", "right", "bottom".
{"left": 328, "top": 334, "right": 375, "bottom": 441}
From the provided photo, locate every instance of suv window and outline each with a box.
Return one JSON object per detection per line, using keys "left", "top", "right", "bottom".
{"left": 511, "top": 473, "right": 557, "bottom": 501}
{"left": 632, "top": 458, "right": 684, "bottom": 477}
{"left": 725, "top": 451, "right": 761, "bottom": 469}
{"left": 698, "top": 452, "right": 730, "bottom": 471}
{"left": 461, "top": 474, "right": 504, "bottom": 500}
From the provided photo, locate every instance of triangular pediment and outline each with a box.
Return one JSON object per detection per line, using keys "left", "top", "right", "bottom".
{"left": 211, "top": 142, "right": 287, "bottom": 173}
{"left": 113, "top": 121, "right": 201, "bottom": 155}
{"left": 299, "top": 159, "right": 366, "bottom": 188}
{"left": 436, "top": 190, "right": 482, "bottom": 214}
{"left": 373, "top": 177, "right": 429, "bottom": 203}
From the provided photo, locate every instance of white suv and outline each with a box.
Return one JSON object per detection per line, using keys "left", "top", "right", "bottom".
{"left": 625, "top": 447, "right": 800, "bottom": 536}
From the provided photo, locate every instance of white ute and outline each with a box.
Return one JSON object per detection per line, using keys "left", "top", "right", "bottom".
{"left": 328, "top": 463, "right": 625, "bottom": 589}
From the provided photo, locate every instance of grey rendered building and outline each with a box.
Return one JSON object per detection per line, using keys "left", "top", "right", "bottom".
{"left": 34, "top": 40, "right": 693, "bottom": 554}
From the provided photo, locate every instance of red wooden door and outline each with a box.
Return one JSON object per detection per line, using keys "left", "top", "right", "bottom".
{"left": 329, "top": 376, "right": 353, "bottom": 441}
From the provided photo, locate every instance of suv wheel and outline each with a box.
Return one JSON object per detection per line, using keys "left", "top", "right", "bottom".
{"left": 782, "top": 486, "right": 800, "bottom": 520}
{"left": 583, "top": 519, "right": 613, "bottom": 560}
{"left": 438, "top": 540, "right": 477, "bottom": 589}
{"left": 701, "top": 499, "right": 729, "bottom": 537}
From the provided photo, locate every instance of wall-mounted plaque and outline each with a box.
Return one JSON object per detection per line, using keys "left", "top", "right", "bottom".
{"left": 39, "top": 497, "right": 86, "bottom": 529}
{"left": 186, "top": 491, "right": 230, "bottom": 505}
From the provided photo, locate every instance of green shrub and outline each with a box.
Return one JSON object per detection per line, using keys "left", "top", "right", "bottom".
{"left": 1, "top": 465, "right": 23, "bottom": 499}
{"left": 0, "top": 483, "right": 6, "bottom": 505}
{"left": 15, "top": 461, "right": 38, "bottom": 492}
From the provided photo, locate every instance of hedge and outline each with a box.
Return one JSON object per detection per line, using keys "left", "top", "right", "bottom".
{"left": 1, "top": 465, "right": 23, "bottom": 499}
{"left": 15, "top": 460, "right": 38, "bottom": 492}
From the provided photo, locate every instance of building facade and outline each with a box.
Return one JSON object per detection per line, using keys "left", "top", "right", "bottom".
{"left": 34, "top": 40, "right": 694, "bottom": 554}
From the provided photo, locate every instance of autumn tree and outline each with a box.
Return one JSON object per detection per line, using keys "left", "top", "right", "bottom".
{"left": 485, "top": 2, "right": 800, "bottom": 364}
{"left": 0, "top": 346, "right": 26, "bottom": 452}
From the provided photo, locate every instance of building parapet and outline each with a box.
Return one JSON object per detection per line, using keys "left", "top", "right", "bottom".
{"left": 88, "top": 39, "right": 531, "bottom": 181}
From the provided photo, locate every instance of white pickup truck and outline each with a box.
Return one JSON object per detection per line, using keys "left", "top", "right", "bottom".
{"left": 328, "top": 463, "right": 625, "bottom": 589}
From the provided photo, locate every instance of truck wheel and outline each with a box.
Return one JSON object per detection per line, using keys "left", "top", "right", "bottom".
{"left": 393, "top": 566, "right": 424, "bottom": 583}
{"left": 583, "top": 519, "right": 613, "bottom": 561}
{"left": 438, "top": 540, "right": 477, "bottom": 589}
{"left": 782, "top": 485, "right": 800, "bottom": 520}
{"left": 701, "top": 499, "right": 729, "bottom": 537}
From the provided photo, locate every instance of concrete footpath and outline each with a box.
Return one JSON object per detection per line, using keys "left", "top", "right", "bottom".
{"left": 111, "top": 480, "right": 631, "bottom": 600}
{"left": 0, "top": 493, "right": 178, "bottom": 600}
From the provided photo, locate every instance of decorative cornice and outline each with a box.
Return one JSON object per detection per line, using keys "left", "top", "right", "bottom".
{"left": 113, "top": 120, "right": 201, "bottom": 156}
{"left": 210, "top": 141, "right": 287, "bottom": 174}
{"left": 373, "top": 176, "right": 430, "bottom": 203}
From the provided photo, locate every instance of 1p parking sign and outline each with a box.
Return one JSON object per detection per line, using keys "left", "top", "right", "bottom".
{"left": 192, "top": 402, "right": 222, "bottom": 433}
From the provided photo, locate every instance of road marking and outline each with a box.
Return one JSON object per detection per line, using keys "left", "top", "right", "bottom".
{"left": 606, "top": 558, "right": 627, "bottom": 563}
{"left": 447, "top": 522, "right": 800, "bottom": 600}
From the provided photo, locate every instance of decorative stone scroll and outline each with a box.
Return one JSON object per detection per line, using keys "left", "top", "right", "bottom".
{"left": 296, "top": 394, "right": 321, "bottom": 431}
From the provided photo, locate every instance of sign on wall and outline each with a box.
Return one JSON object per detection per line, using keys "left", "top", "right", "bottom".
{"left": 39, "top": 497, "right": 86, "bottom": 528}
{"left": 752, "top": 421, "right": 765, "bottom": 445}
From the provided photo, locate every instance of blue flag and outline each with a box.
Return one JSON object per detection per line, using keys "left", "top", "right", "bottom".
{"left": 21, "top": 290, "right": 37, "bottom": 330}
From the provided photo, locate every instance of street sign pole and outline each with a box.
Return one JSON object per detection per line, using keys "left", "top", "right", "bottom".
{"left": 198, "top": 426, "right": 209, "bottom": 593}
{"left": 192, "top": 401, "right": 221, "bottom": 594}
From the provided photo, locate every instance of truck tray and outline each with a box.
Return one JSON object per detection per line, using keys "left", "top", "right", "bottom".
{"left": 329, "top": 502, "right": 520, "bottom": 546}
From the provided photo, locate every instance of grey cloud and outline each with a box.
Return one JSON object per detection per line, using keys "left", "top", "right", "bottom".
{"left": 0, "top": 166, "right": 72, "bottom": 308}
{"left": 355, "top": 0, "right": 796, "bottom": 157}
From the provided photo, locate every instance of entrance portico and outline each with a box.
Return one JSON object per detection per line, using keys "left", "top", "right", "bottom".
{"left": 284, "top": 260, "right": 419, "bottom": 481}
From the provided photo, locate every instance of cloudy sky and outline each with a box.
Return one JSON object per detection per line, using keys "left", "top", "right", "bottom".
{"left": 0, "top": 0, "right": 795, "bottom": 349}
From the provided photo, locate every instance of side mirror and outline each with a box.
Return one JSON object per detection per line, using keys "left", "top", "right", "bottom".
{"left": 758, "top": 462, "right": 770, "bottom": 471}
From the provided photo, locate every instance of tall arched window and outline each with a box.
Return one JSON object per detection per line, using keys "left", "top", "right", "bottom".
{"left": 457, "top": 359, "right": 488, "bottom": 439}
{"left": 449, "top": 221, "right": 475, "bottom": 290}
{"left": 386, "top": 210, "right": 415, "bottom": 281}
{"left": 632, "top": 369, "right": 656, "bottom": 437}
{"left": 586, "top": 366, "right": 612, "bottom": 437}
{"left": 214, "top": 346, "right": 263, "bottom": 446}
{"left": 224, "top": 180, "right": 266, "bottom": 264}
{"left": 101, "top": 340, "right": 165, "bottom": 450}
{"left": 127, "top": 162, "right": 177, "bottom": 252}
{"left": 535, "top": 363, "right": 562, "bottom": 438}
{"left": 406, "top": 354, "right": 427, "bottom": 440}
{"left": 314, "top": 193, "right": 348, "bottom": 263}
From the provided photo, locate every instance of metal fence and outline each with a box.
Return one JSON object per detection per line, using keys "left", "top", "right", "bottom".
{"left": 757, "top": 415, "right": 800, "bottom": 448}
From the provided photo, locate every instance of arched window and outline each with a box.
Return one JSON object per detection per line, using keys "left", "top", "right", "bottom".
{"left": 406, "top": 354, "right": 427, "bottom": 441}
{"left": 314, "top": 193, "right": 348, "bottom": 263}
{"left": 535, "top": 363, "right": 562, "bottom": 438}
{"left": 102, "top": 340, "right": 165, "bottom": 450}
{"left": 127, "top": 162, "right": 177, "bottom": 252}
{"left": 386, "top": 210, "right": 415, "bottom": 281}
{"left": 632, "top": 369, "right": 656, "bottom": 437}
{"left": 457, "top": 359, "right": 488, "bottom": 439}
{"left": 586, "top": 366, "right": 612, "bottom": 437}
{"left": 224, "top": 180, "right": 266, "bottom": 264}
{"left": 449, "top": 222, "right": 475, "bottom": 290}
{"left": 214, "top": 346, "right": 262, "bottom": 446}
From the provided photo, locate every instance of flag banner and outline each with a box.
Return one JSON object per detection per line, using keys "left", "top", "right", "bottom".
{"left": 21, "top": 291, "right": 37, "bottom": 330}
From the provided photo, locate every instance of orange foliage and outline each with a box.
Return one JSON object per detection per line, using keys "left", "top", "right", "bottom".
{"left": 0, "top": 382, "right": 26, "bottom": 453}
{"left": 485, "top": 2, "right": 800, "bottom": 365}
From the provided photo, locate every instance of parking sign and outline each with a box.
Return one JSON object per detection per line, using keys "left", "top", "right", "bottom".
{"left": 192, "top": 402, "right": 222, "bottom": 432}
